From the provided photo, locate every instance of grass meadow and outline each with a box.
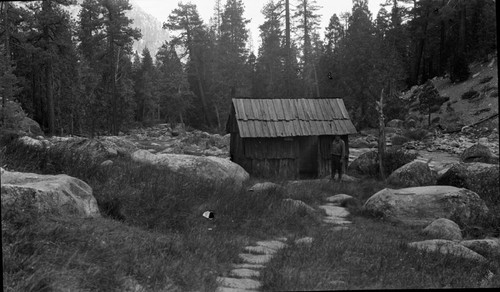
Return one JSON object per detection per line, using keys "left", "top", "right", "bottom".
{"left": 1, "top": 135, "right": 499, "bottom": 290}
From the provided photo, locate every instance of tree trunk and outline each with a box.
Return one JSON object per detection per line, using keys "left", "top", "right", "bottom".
{"left": 313, "top": 62, "right": 320, "bottom": 97}
{"left": 285, "top": 0, "right": 291, "bottom": 96}
{"left": 377, "top": 89, "right": 386, "bottom": 180}
{"left": 1, "top": 2, "right": 9, "bottom": 126}
{"left": 410, "top": 1, "right": 430, "bottom": 85}
{"left": 43, "top": 0, "right": 55, "bottom": 135}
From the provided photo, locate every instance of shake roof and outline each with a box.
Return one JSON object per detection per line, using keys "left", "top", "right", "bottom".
{"left": 231, "top": 98, "right": 357, "bottom": 138}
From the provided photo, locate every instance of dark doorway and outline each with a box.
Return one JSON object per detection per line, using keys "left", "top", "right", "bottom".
{"left": 299, "top": 136, "right": 319, "bottom": 179}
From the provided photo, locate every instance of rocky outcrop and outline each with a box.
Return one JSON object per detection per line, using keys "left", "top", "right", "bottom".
{"left": 408, "top": 239, "right": 487, "bottom": 263}
{"left": 458, "top": 238, "right": 500, "bottom": 258}
{"left": 363, "top": 186, "right": 489, "bottom": 226}
{"left": 1, "top": 168, "right": 100, "bottom": 218}
{"left": 130, "top": 150, "right": 249, "bottom": 192}
{"left": 422, "top": 218, "right": 462, "bottom": 241}
{"left": 20, "top": 117, "right": 43, "bottom": 136}
{"left": 387, "top": 160, "right": 436, "bottom": 187}
{"left": 437, "top": 162, "right": 499, "bottom": 205}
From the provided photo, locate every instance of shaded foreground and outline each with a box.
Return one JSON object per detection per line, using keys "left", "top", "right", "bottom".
{"left": 2, "top": 138, "right": 499, "bottom": 290}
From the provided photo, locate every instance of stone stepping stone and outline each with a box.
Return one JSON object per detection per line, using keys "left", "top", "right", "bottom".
{"left": 295, "top": 237, "right": 314, "bottom": 245}
{"left": 331, "top": 226, "right": 349, "bottom": 232}
{"left": 215, "top": 287, "right": 258, "bottom": 292}
{"left": 319, "top": 205, "right": 350, "bottom": 218}
{"left": 255, "top": 240, "right": 287, "bottom": 250}
{"left": 239, "top": 253, "right": 273, "bottom": 264}
{"left": 232, "top": 263, "right": 265, "bottom": 269}
{"left": 326, "top": 194, "right": 354, "bottom": 205}
{"left": 216, "top": 277, "right": 261, "bottom": 290}
{"left": 230, "top": 268, "right": 261, "bottom": 278}
{"left": 244, "top": 245, "right": 277, "bottom": 255}
{"left": 323, "top": 218, "right": 352, "bottom": 225}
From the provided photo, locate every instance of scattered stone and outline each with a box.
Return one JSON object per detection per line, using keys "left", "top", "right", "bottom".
{"left": 320, "top": 204, "right": 350, "bottom": 218}
{"left": 325, "top": 194, "right": 355, "bottom": 205}
{"left": 331, "top": 226, "right": 349, "bottom": 232}
{"left": 459, "top": 238, "right": 500, "bottom": 258}
{"left": 216, "top": 277, "right": 261, "bottom": 290}
{"left": 1, "top": 169, "right": 101, "bottom": 218}
{"left": 387, "top": 160, "right": 437, "bottom": 187}
{"left": 364, "top": 186, "right": 489, "bottom": 226}
{"left": 232, "top": 264, "right": 265, "bottom": 270}
{"left": 248, "top": 182, "right": 283, "bottom": 192}
{"left": 229, "top": 269, "right": 260, "bottom": 278}
{"left": 238, "top": 253, "right": 273, "bottom": 264}
{"left": 295, "top": 237, "right": 314, "bottom": 245}
{"left": 408, "top": 239, "right": 487, "bottom": 263}
{"left": 244, "top": 246, "right": 277, "bottom": 255}
{"left": 422, "top": 218, "right": 462, "bottom": 241}
{"left": 100, "top": 160, "right": 113, "bottom": 167}
{"left": 255, "top": 240, "right": 287, "bottom": 251}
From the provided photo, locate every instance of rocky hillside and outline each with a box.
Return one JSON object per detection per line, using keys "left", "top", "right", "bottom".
{"left": 404, "top": 54, "right": 498, "bottom": 132}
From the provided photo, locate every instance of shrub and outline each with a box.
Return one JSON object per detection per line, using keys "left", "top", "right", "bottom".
{"left": 461, "top": 90, "right": 479, "bottom": 100}
{"left": 383, "top": 147, "right": 418, "bottom": 175}
{"left": 403, "top": 128, "right": 429, "bottom": 141}
{"left": 0, "top": 100, "right": 27, "bottom": 131}
{"left": 479, "top": 76, "right": 493, "bottom": 84}
{"left": 391, "top": 135, "right": 410, "bottom": 146}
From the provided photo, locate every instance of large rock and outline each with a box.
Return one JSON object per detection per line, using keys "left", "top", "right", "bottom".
{"left": 1, "top": 169, "right": 100, "bottom": 218}
{"left": 460, "top": 143, "right": 496, "bottom": 164}
{"left": 458, "top": 238, "right": 500, "bottom": 258}
{"left": 363, "top": 186, "right": 489, "bottom": 226}
{"left": 437, "top": 162, "right": 499, "bottom": 205}
{"left": 347, "top": 151, "right": 378, "bottom": 176}
{"left": 408, "top": 239, "right": 487, "bottom": 263}
{"left": 422, "top": 218, "right": 462, "bottom": 240}
{"left": 387, "top": 160, "right": 437, "bottom": 187}
{"left": 130, "top": 150, "right": 249, "bottom": 192}
{"left": 20, "top": 117, "right": 43, "bottom": 136}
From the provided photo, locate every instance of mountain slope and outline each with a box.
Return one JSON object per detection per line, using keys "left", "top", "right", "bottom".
{"left": 66, "top": 0, "right": 170, "bottom": 59}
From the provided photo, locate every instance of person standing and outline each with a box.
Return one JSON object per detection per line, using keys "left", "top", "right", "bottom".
{"left": 331, "top": 135, "right": 345, "bottom": 181}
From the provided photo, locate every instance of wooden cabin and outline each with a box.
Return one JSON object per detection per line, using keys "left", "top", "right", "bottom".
{"left": 226, "top": 98, "right": 358, "bottom": 179}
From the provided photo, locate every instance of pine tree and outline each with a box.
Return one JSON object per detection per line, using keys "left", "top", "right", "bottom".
{"left": 164, "top": 3, "right": 211, "bottom": 127}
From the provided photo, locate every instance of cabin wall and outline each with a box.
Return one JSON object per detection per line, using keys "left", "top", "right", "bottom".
{"left": 242, "top": 137, "right": 299, "bottom": 179}
{"left": 230, "top": 132, "right": 350, "bottom": 179}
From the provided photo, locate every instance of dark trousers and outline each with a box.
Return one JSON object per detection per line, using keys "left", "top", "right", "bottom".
{"left": 331, "top": 154, "right": 342, "bottom": 180}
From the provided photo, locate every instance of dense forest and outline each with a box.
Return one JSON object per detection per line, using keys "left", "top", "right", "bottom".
{"left": 0, "top": 0, "right": 497, "bottom": 136}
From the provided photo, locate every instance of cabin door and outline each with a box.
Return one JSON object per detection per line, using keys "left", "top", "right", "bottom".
{"left": 298, "top": 136, "right": 318, "bottom": 179}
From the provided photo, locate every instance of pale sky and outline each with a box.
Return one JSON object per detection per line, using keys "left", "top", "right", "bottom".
{"left": 133, "top": 0, "right": 387, "bottom": 54}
